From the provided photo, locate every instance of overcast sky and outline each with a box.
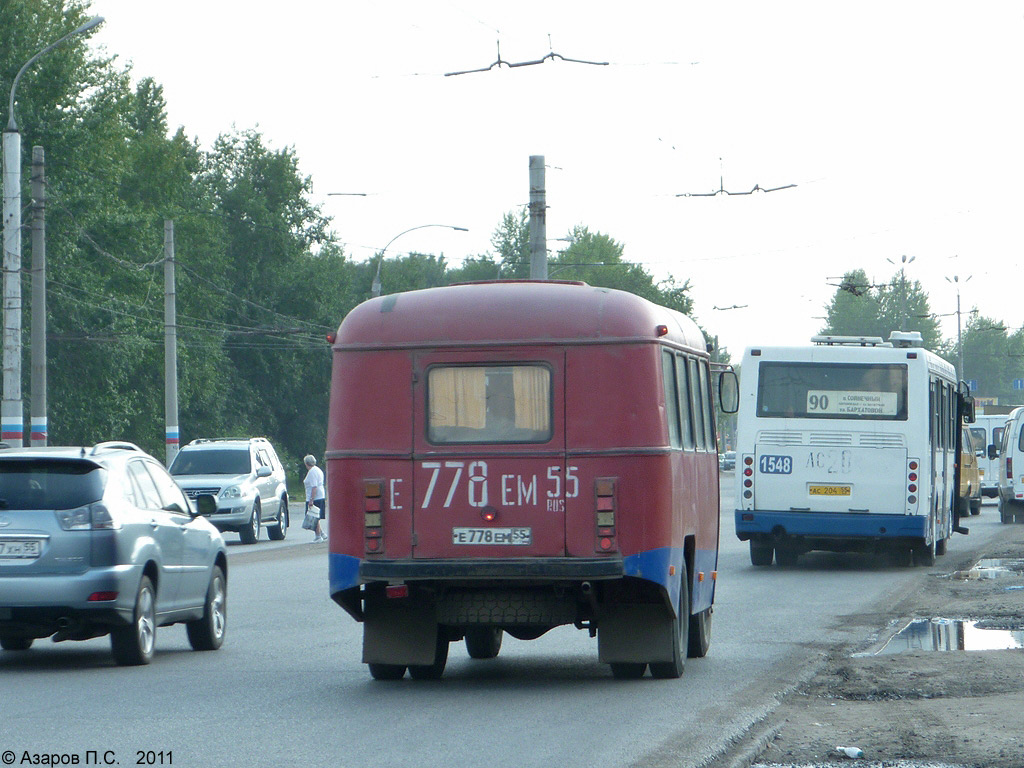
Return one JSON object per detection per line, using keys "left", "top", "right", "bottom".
{"left": 87, "top": 0, "right": 1024, "bottom": 357}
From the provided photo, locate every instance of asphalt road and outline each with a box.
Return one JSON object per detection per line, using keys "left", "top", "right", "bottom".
{"left": 0, "top": 478, "right": 1007, "bottom": 768}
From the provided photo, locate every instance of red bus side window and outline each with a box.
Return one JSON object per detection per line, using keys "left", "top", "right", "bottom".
{"left": 662, "top": 350, "right": 682, "bottom": 449}
{"left": 675, "top": 353, "right": 695, "bottom": 450}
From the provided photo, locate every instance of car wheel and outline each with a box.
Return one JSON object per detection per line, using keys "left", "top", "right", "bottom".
{"left": 0, "top": 634, "right": 33, "bottom": 651}
{"left": 774, "top": 545, "right": 799, "bottom": 567}
{"left": 111, "top": 576, "right": 156, "bottom": 666}
{"left": 610, "top": 662, "right": 647, "bottom": 679}
{"left": 465, "top": 627, "right": 503, "bottom": 659}
{"left": 239, "top": 500, "right": 260, "bottom": 545}
{"left": 368, "top": 663, "right": 407, "bottom": 680}
{"left": 268, "top": 498, "right": 288, "bottom": 541}
{"left": 914, "top": 537, "right": 937, "bottom": 567}
{"left": 186, "top": 566, "right": 226, "bottom": 651}
{"left": 650, "top": 574, "right": 689, "bottom": 679}
{"left": 750, "top": 540, "right": 774, "bottom": 566}
{"left": 688, "top": 606, "right": 712, "bottom": 658}
{"left": 969, "top": 497, "right": 982, "bottom": 516}
{"left": 409, "top": 633, "right": 449, "bottom": 680}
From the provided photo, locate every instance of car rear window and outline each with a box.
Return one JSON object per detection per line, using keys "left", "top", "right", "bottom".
{"left": 0, "top": 460, "right": 105, "bottom": 510}
{"left": 169, "top": 448, "right": 250, "bottom": 475}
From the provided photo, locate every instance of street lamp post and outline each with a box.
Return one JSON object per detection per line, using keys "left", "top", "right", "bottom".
{"left": 371, "top": 224, "right": 468, "bottom": 297}
{"left": 3, "top": 15, "right": 104, "bottom": 446}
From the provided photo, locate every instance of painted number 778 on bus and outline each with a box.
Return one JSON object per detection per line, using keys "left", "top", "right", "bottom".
{"left": 419, "top": 460, "right": 579, "bottom": 510}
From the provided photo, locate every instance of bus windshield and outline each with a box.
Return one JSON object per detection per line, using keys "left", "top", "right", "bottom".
{"left": 756, "top": 361, "right": 908, "bottom": 421}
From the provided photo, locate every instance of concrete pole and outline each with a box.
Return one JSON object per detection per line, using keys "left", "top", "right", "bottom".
{"left": 956, "top": 287, "right": 964, "bottom": 381}
{"left": 529, "top": 155, "right": 547, "bottom": 280}
{"left": 30, "top": 146, "right": 46, "bottom": 445}
{"left": 164, "top": 220, "right": 179, "bottom": 465}
{"left": 2, "top": 128, "right": 23, "bottom": 446}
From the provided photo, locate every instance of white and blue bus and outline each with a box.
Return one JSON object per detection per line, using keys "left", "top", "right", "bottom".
{"left": 734, "top": 332, "right": 973, "bottom": 567}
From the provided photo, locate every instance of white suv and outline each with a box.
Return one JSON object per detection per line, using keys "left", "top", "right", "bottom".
{"left": 169, "top": 438, "right": 289, "bottom": 544}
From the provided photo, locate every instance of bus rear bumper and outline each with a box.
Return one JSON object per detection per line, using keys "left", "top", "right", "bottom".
{"left": 734, "top": 509, "right": 928, "bottom": 541}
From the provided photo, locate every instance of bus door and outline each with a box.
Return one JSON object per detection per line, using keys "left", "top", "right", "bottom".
{"left": 411, "top": 351, "right": 566, "bottom": 559}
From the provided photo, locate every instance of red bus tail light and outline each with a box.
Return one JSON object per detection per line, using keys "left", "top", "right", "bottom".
{"left": 364, "top": 479, "right": 384, "bottom": 555}
{"left": 595, "top": 477, "right": 617, "bottom": 553}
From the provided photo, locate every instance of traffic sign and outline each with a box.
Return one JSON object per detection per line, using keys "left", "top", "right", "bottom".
{"left": 1013, "top": 379, "right": 1024, "bottom": 391}
{"left": 965, "top": 379, "right": 978, "bottom": 392}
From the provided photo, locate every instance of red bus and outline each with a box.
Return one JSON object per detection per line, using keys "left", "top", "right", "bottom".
{"left": 326, "top": 281, "right": 738, "bottom": 679}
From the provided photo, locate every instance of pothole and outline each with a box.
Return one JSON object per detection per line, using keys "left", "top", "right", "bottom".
{"left": 868, "top": 617, "right": 1024, "bottom": 654}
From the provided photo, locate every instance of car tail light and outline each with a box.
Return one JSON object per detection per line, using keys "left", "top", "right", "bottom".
{"left": 88, "top": 591, "right": 118, "bottom": 602}
{"left": 55, "top": 503, "right": 120, "bottom": 531}
{"left": 364, "top": 480, "right": 383, "bottom": 555}
{"left": 595, "top": 477, "right": 617, "bottom": 553}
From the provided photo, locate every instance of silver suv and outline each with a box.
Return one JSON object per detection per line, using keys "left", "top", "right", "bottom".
{"left": 0, "top": 442, "right": 228, "bottom": 665}
{"left": 169, "top": 438, "right": 289, "bottom": 544}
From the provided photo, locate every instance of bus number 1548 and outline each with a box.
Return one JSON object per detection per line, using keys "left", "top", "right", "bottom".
{"left": 759, "top": 455, "right": 793, "bottom": 474}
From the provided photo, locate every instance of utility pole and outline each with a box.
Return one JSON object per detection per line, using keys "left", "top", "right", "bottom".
{"left": 946, "top": 273, "right": 971, "bottom": 381}
{"left": 528, "top": 155, "right": 547, "bottom": 280}
{"left": 164, "top": 220, "right": 179, "bottom": 465}
{"left": 30, "top": 146, "right": 46, "bottom": 445}
{"left": 2, "top": 126, "right": 23, "bottom": 445}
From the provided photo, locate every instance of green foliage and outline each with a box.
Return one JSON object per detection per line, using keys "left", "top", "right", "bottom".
{"left": 822, "top": 268, "right": 941, "bottom": 350}
{"left": 490, "top": 209, "right": 530, "bottom": 278}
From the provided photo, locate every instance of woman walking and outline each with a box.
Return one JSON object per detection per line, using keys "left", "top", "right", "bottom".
{"left": 303, "top": 454, "right": 326, "bottom": 542}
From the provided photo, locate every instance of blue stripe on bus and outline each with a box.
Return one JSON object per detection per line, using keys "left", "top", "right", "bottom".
{"left": 734, "top": 509, "right": 928, "bottom": 538}
{"left": 624, "top": 546, "right": 717, "bottom": 614}
{"left": 330, "top": 547, "right": 718, "bottom": 614}
{"left": 330, "top": 553, "right": 362, "bottom": 593}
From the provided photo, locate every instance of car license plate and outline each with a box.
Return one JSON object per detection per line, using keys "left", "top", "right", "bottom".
{"left": 0, "top": 539, "right": 41, "bottom": 559}
{"left": 452, "top": 527, "right": 532, "bottom": 545}
{"left": 809, "top": 485, "right": 851, "bottom": 497}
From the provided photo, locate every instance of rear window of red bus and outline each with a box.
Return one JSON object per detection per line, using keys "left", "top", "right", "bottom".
{"left": 427, "top": 364, "right": 552, "bottom": 444}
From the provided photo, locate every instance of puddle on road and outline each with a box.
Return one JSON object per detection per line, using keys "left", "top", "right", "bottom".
{"left": 871, "top": 617, "right": 1024, "bottom": 654}
{"left": 951, "top": 557, "right": 1024, "bottom": 580}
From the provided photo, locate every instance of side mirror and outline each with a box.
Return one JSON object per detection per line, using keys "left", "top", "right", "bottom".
{"left": 718, "top": 370, "right": 739, "bottom": 414}
{"left": 256, "top": 466, "right": 272, "bottom": 478}
{"left": 193, "top": 493, "right": 217, "bottom": 517}
{"left": 958, "top": 381, "right": 975, "bottom": 424}
{"left": 989, "top": 445, "right": 999, "bottom": 461}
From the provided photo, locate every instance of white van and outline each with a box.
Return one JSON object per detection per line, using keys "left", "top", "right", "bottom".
{"left": 970, "top": 413, "right": 1009, "bottom": 499}
{"left": 996, "top": 407, "right": 1024, "bottom": 524}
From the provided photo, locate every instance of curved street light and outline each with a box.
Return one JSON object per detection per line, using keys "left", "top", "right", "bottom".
{"left": 3, "top": 15, "right": 104, "bottom": 446}
{"left": 371, "top": 224, "right": 468, "bottom": 297}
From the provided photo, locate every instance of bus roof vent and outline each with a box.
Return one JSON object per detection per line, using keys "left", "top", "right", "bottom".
{"left": 811, "top": 335, "right": 887, "bottom": 347}
{"left": 888, "top": 331, "right": 924, "bottom": 348}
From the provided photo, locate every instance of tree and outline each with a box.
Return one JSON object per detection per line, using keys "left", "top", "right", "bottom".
{"left": 959, "top": 314, "right": 1012, "bottom": 400}
{"left": 490, "top": 209, "right": 530, "bottom": 278}
{"left": 551, "top": 225, "right": 695, "bottom": 316}
{"left": 822, "top": 268, "right": 941, "bottom": 350}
